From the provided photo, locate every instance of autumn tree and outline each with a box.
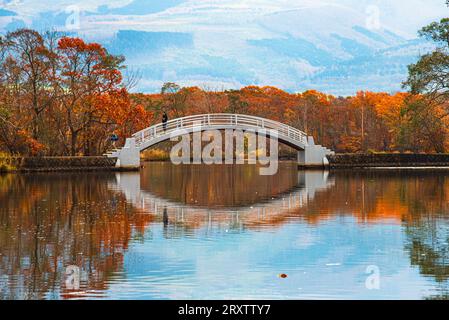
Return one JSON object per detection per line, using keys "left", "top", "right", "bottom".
{"left": 200, "top": 86, "right": 224, "bottom": 114}
{"left": 0, "top": 29, "right": 153, "bottom": 156}
{"left": 160, "top": 82, "right": 190, "bottom": 118}
{"left": 402, "top": 96, "right": 447, "bottom": 152}
{"left": 0, "top": 29, "right": 57, "bottom": 154}
{"left": 225, "top": 89, "right": 248, "bottom": 114}
{"left": 55, "top": 37, "right": 126, "bottom": 155}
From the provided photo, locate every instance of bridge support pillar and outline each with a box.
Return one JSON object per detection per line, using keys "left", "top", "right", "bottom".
{"left": 298, "top": 137, "right": 333, "bottom": 168}
{"left": 115, "top": 138, "right": 140, "bottom": 170}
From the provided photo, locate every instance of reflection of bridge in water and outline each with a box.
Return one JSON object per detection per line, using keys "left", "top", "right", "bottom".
{"left": 109, "top": 170, "right": 335, "bottom": 229}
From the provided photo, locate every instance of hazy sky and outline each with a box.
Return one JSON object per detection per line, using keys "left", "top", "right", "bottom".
{"left": 1, "top": 0, "right": 447, "bottom": 38}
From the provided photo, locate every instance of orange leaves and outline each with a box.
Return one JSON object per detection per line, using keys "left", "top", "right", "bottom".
{"left": 301, "top": 89, "right": 332, "bottom": 104}
{"left": 374, "top": 93, "right": 407, "bottom": 116}
{"left": 337, "top": 135, "right": 361, "bottom": 153}
{"left": 97, "top": 90, "right": 130, "bottom": 124}
{"left": 57, "top": 36, "right": 120, "bottom": 93}
{"left": 17, "top": 130, "right": 46, "bottom": 155}
{"left": 52, "top": 36, "right": 130, "bottom": 155}
{"left": 58, "top": 37, "right": 86, "bottom": 50}
{"left": 137, "top": 85, "right": 448, "bottom": 153}
{"left": 28, "top": 139, "right": 46, "bottom": 156}
{"left": 93, "top": 89, "right": 154, "bottom": 140}
{"left": 58, "top": 37, "right": 106, "bottom": 57}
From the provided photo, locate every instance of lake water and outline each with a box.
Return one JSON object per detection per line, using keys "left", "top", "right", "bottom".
{"left": 1, "top": 162, "right": 449, "bottom": 300}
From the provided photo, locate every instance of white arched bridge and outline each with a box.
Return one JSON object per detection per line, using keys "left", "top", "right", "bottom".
{"left": 106, "top": 113, "right": 334, "bottom": 169}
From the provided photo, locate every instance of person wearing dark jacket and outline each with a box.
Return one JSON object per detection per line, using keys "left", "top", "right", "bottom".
{"left": 162, "top": 111, "right": 168, "bottom": 131}
{"left": 110, "top": 133, "right": 119, "bottom": 148}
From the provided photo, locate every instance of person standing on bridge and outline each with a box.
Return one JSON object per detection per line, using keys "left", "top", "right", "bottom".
{"left": 162, "top": 111, "right": 168, "bottom": 132}
{"left": 110, "top": 133, "right": 119, "bottom": 148}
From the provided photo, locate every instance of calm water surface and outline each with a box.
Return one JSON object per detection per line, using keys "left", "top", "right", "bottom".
{"left": 1, "top": 162, "right": 449, "bottom": 300}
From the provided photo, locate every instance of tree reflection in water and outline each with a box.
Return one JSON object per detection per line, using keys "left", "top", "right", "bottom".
{"left": 0, "top": 166, "right": 449, "bottom": 299}
{"left": 401, "top": 174, "right": 449, "bottom": 299}
{"left": 0, "top": 173, "right": 152, "bottom": 299}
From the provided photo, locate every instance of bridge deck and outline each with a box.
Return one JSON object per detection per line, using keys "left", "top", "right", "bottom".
{"left": 132, "top": 114, "right": 309, "bottom": 151}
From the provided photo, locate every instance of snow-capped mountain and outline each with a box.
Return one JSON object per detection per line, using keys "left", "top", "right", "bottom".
{"left": 0, "top": 0, "right": 447, "bottom": 95}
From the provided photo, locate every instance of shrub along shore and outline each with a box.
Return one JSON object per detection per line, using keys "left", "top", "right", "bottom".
{"left": 0, "top": 156, "right": 118, "bottom": 173}
{"left": 327, "top": 153, "right": 449, "bottom": 168}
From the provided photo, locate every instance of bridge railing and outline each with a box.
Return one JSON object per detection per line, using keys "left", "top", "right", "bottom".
{"left": 132, "top": 114, "right": 308, "bottom": 147}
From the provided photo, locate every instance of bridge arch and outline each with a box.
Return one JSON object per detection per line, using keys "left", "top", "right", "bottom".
{"left": 106, "top": 114, "right": 334, "bottom": 169}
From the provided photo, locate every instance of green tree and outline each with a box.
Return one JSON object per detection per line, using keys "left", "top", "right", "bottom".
{"left": 225, "top": 89, "right": 248, "bottom": 114}
{"left": 404, "top": 4, "right": 449, "bottom": 110}
{"left": 161, "top": 82, "right": 189, "bottom": 117}
{"left": 398, "top": 97, "right": 447, "bottom": 153}
{"left": 403, "top": 2, "right": 449, "bottom": 152}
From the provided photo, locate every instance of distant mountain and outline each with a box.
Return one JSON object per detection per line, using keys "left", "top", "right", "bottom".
{"left": 103, "top": 27, "right": 428, "bottom": 95}
{"left": 0, "top": 9, "right": 16, "bottom": 17}
{"left": 105, "top": 30, "right": 194, "bottom": 59}
{"left": 0, "top": 0, "right": 446, "bottom": 95}
{"left": 96, "top": 0, "right": 185, "bottom": 16}
{"left": 299, "top": 39, "right": 436, "bottom": 95}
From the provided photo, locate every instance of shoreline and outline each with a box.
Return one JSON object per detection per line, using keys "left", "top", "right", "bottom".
{"left": 327, "top": 153, "right": 449, "bottom": 169}
{"left": 1, "top": 153, "right": 449, "bottom": 173}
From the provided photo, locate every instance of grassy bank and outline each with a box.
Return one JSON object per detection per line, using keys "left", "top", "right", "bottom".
{"left": 0, "top": 153, "right": 17, "bottom": 173}
{"left": 140, "top": 147, "right": 298, "bottom": 162}
{"left": 141, "top": 149, "right": 171, "bottom": 161}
